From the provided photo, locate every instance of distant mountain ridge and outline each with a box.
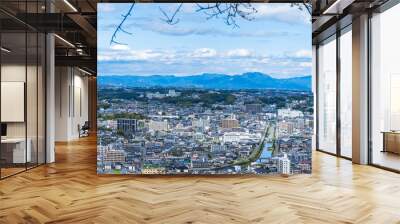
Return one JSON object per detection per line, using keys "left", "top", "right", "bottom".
{"left": 98, "top": 72, "right": 311, "bottom": 91}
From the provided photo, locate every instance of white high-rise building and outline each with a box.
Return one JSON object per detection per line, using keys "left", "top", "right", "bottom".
{"left": 278, "top": 153, "right": 291, "bottom": 175}
{"left": 278, "top": 108, "right": 304, "bottom": 118}
{"left": 149, "top": 120, "right": 169, "bottom": 131}
{"left": 167, "top": 89, "right": 181, "bottom": 97}
{"left": 192, "top": 118, "right": 210, "bottom": 130}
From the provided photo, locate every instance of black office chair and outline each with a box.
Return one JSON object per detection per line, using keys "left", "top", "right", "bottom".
{"left": 79, "top": 121, "right": 90, "bottom": 138}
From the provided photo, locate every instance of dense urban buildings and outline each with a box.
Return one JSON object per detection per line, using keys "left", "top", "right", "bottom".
{"left": 97, "top": 87, "right": 313, "bottom": 175}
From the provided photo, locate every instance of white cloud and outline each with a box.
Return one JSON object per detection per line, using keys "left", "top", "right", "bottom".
{"left": 191, "top": 48, "right": 217, "bottom": 58}
{"left": 181, "top": 4, "right": 197, "bottom": 13}
{"left": 98, "top": 4, "right": 116, "bottom": 13}
{"left": 97, "top": 55, "right": 113, "bottom": 61}
{"left": 289, "top": 49, "right": 312, "bottom": 58}
{"left": 226, "top": 49, "right": 253, "bottom": 58}
{"left": 110, "top": 44, "right": 130, "bottom": 51}
{"left": 254, "top": 4, "right": 310, "bottom": 24}
{"left": 122, "top": 21, "right": 294, "bottom": 38}
{"left": 129, "top": 50, "right": 163, "bottom": 60}
{"left": 300, "top": 62, "right": 312, "bottom": 67}
{"left": 98, "top": 46, "right": 312, "bottom": 78}
{"left": 98, "top": 49, "right": 166, "bottom": 61}
{"left": 259, "top": 58, "right": 270, "bottom": 64}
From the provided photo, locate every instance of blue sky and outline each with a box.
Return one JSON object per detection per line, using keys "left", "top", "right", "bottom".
{"left": 98, "top": 3, "right": 311, "bottom": 78}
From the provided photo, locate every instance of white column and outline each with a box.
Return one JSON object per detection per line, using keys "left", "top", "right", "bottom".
{"left": 352, "top": 14, "right": 369, "bottom": 164}
{"left": 46, "top": 32, "right": 55, "bottom": 163}
{"left": 312, "top": 45, "right": 317, "bottom": 151}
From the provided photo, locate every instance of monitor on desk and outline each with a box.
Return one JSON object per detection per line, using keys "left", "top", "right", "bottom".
{"left": 1, "top": 123, "right": 7, "bottom": 138}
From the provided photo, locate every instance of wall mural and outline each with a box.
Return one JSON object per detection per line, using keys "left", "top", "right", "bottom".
{"left": 97, "top": 3, "right": 312, "bottom": 175}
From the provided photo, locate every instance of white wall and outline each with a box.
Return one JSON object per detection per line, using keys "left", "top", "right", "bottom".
{"left": 72, "top": 73, "right": 89, "bottom": 138}
{"left": 55, "top": 67, "right": 89, "bottom": 141}
{"left": 1, "top": 63, "right": 46, "bottom": 164}
{"left": 1, "top": 65, "right": 26, "bottom": 138}
{"left": 55, "top": 66, "right": 69, "bottom": 141}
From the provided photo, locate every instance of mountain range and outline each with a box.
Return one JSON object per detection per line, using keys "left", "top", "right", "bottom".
{"left": 98, "top": 72, "right": 311, "bottom": 91}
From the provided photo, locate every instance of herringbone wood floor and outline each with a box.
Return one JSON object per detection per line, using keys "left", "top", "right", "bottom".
{"left": 1, "top": 136, "right": 400, "bottom": 224}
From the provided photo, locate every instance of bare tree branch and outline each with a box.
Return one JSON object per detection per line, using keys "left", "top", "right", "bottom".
{"left": 110, "top": 2, "right": 135, "bottom": 45}
{"left": 159, "top": 3, "right": 183, "bottom": 25}
{"left": 195, "top": 3, "right": 257, "bottom": 28}
{"left": 303, "top": 0, "right": 312, "bottom": 15}
{"left": 110, "top": 2, "right": 311, "bottom": 45}
{"left": 291, "top": 0, "right": 312, "bottom": 16}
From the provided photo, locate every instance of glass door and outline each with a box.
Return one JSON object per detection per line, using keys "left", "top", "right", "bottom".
{"left": 1, "top": 30, "right": 28, "bottom": 178}
{"left": 317, "top": 35, "right": 337, "bottom": 154}
{"left": 370, "top": 3, "right": 400, "bottom": 171}
{"left": 0, "top": 0, "right": 47, "bottom": 179}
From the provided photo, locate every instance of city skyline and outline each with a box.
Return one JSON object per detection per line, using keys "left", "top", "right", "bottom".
{"left": 97, "top": 87, "right": 313, "bottom": 175}
{"left": 97, "top": 3, "right": 312, "bottom": 175}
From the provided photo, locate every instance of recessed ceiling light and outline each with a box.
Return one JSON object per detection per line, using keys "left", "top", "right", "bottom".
{"left": 1, "top": 47, "right": 11, "bottom": 53}
{"left": 63, "top": 0, "right": 78, "bottom": 12}
{"left": 54, "top": 34, "right": 75, "bottom": 48}
{"left": 78, "top": 67, "right": 93, "bottom": 76}
{"left": 322, "top": 0, "right": 354, "bottom": 15}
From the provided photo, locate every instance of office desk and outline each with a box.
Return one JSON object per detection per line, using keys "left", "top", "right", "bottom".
{"left": 382, "top": 131, "right": 400, "bottom": 154}
{"left": 1, "top": 138, "right": 31, "bottom": 164}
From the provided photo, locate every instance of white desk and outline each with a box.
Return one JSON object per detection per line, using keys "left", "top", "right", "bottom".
{"left": 1, "top": 138, "right": 31, "bottom": 163}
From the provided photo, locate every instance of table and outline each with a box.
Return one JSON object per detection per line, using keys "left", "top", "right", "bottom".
{"left": 1, "top": 138, "right": 31, "bottom": 164}
{"left": 382, "top": 131, "right": 400, "bottom": 154}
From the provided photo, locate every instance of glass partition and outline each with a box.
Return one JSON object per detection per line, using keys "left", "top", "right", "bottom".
{"left": 317, "top": 35, "right": 337, "bottom": 154}
{"left": 1, "top": 31, "right": 28, "bottom": 177}
{"left": 0, "top": 1, "right": 46, "bottom": 179}
{"left": 370, "top": 3, "right": 400, "bottom": 171}
{"left": 339, "top": 27, "right": 352, "bottom": 158}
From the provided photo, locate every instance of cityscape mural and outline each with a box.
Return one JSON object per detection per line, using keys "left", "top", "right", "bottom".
{"left": 97, "top": 3, "right": 313, "bottom": 175}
